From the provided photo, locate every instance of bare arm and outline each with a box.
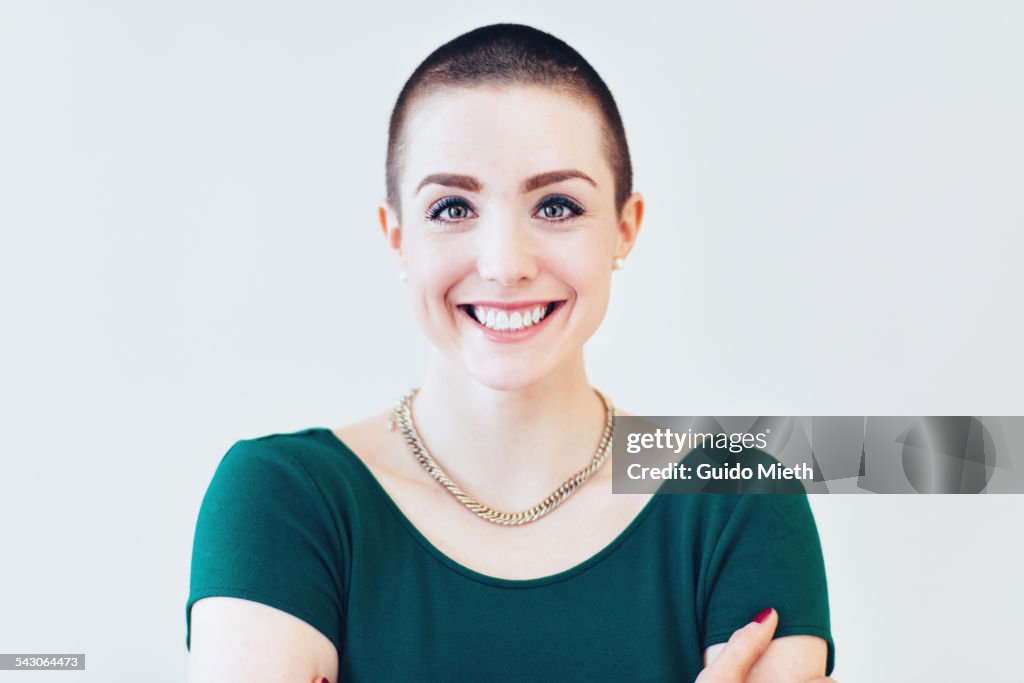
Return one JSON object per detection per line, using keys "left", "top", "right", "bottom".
{"left": 186, "top": 597, "right": 339, "bottom": 683}
{"left": 703, "top": 635, "right": 828, "bottom": 681}
{"left": 697, "top": 609, "right": 833, "bottom": 683}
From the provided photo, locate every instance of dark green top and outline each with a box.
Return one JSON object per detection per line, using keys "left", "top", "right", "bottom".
{"left": 186, "top": 428, "right": 835, "bottom": 680}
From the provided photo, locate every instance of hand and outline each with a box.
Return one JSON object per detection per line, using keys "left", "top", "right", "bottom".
{"left": 696, "top": 608, "right": 836, "bottom": 683}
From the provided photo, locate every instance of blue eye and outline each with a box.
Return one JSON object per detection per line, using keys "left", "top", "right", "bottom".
{"left": 424, "top": 195, "right": 586, "bottom": 224}
{"left": 425, "top": 197, "right": 475, "bottom": 223}
{"left": 536, "top": 195, "right": 585, "bottom": 223}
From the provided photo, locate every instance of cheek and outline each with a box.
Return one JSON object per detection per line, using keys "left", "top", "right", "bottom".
{"left": 407, "top": 240, "right": 468, "bottom": 308}
{"left": 567, "top": 240, "right": 616, "bottom": 323}
{"left": 555, "top": 244, "right": 611, "bottom": 300}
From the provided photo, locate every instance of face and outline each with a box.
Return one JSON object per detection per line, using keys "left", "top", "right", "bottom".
{"left": 380, "top": 85, "right": 642, "bottom": 392}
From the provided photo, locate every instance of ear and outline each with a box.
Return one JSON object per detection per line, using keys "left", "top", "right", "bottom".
{"left": 377, "top": 199, "right": 403, "bottom": 260}
{"left": 614, "top": 191, "right": 644, "bottom": 260}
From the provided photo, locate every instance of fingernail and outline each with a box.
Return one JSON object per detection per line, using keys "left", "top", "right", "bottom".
{"left": 320, "top": 678, "right": 329, "bottom": 683}
{"left": 753, "top": 607, "right": 773, "bottom": 624}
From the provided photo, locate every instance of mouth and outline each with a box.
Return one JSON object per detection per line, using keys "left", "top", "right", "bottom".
{"left": 456, "top": 300, "right": 567, "bottom": 334}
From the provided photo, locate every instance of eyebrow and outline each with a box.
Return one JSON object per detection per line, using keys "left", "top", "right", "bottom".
{"left": 415, "top": 169, "right": 597, "bottom": 195}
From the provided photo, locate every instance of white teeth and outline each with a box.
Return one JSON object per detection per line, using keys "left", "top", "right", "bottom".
{"left": 468, "top": 303, "right": 554, "bottom": 331}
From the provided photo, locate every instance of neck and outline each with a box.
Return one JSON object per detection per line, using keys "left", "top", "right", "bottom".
{"left": 409, "top": 349, "right": 610, "bottom": 510}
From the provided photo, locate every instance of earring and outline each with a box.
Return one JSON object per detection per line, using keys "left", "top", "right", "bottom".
{"left": 398, "top": 270, "right": 408, "bottom": 282}
{"left": 613, "top": 257, "right": 625, "bottom": 271}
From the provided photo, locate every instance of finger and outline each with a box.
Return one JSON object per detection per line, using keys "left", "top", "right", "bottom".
{"left": 697, "top": 608, "right": 778, "bottom": 683}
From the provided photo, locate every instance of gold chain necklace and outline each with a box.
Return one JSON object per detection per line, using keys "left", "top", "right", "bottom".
{"left": 386, "top": 387, "right": 615, "bottom": 526}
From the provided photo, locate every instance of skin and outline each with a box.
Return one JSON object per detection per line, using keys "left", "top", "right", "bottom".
{"left": 699, "top": 609, "right": 834, "bottom": 683}
{"left": 187, "top": 84, "right": 833, "bottom": 683}
{"left": 381, "top": 84, "right": 640, "bottom": 505}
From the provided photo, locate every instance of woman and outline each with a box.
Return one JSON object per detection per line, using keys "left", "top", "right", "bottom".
{"left": 186, "top": 23, "right": 836, "bottom": 682}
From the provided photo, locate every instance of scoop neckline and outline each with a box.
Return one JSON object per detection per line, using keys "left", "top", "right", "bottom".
{"left": 311, "top": 426, "right": 668, "bottom": 589}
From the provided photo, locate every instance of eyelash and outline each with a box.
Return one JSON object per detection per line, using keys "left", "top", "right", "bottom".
{"left": 424, "top": 195, "right": 586, "bottom": 225}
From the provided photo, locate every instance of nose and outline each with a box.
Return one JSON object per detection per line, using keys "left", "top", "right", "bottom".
{"left": 475, "top": 217, "right": 538, "bottom": 286}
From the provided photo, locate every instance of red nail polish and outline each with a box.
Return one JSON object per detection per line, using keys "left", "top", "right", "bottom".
{"left": 753, "top": 607, "right": 773, "bottom": 623}
{"left": 320, "top": 678, "right": 329, "bottom": 683}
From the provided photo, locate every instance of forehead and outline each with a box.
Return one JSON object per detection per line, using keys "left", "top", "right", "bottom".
{"left": 401, "top": 85, "right": 609, "bottom": 193}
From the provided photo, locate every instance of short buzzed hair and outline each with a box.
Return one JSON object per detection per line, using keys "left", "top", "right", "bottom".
{"left": 385, "top": 23, "right": 633, "bottom": 222}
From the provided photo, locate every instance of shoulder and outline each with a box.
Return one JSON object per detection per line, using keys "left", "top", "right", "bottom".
{"left": 199, "top": 429, "right": 332, "bottom": 516}
{"left": 191, "top": 428, "right": 360, "bottom": 585}
{"left": 231, "top": 426, "right": 336, "bottom": 462}
{"left": 205, "top": 426, "right": 374, "bottom": 515}
{"left": 228, "top": 425, "right": 359, "bottom": 474}
{"left": 652, "top": 447, "right": 816, "bottom": 540}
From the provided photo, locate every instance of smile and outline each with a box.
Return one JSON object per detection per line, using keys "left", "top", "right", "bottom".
{"left": 457, "top": 301, "right": 567, "bottom": 333}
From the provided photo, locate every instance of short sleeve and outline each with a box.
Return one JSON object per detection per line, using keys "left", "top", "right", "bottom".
{"left": 699, "top": 492, "right": 836, "bottom": 676}
{"left": 185, "top": 438, "right": 345, "bottom": 655}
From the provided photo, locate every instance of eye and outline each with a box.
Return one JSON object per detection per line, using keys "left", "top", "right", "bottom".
{"left": 535, "top": 195, "right": 585, "bottom": 223}
{"left": 426, "top": 196, "right": 476, "bottom": 223}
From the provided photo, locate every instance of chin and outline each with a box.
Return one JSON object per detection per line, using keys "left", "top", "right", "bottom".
{"left": 462, "top": 359, "right": 555, "bottom": 394}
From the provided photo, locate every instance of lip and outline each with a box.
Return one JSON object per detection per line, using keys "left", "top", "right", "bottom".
{"left": 457, "top": 300, "right": 567, "bottom": 344}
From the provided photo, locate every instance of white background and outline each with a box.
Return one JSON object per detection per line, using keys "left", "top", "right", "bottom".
{"left": 2, "top": 1, "right": 1022, "bottom": 681}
